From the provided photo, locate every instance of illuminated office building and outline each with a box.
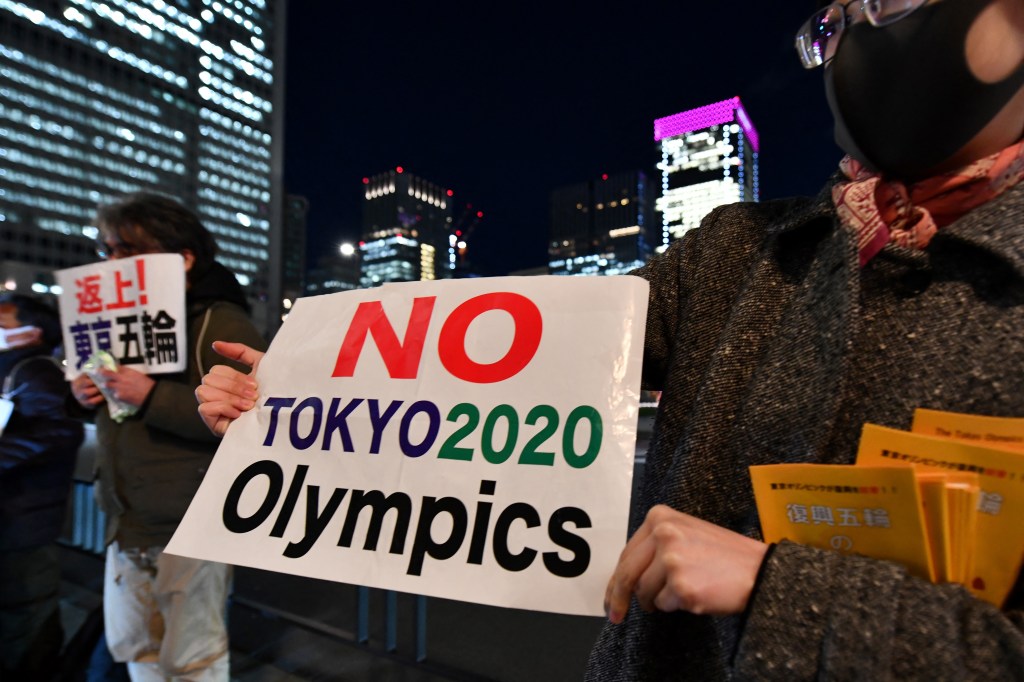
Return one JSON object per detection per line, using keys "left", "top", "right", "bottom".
{"left": 548, "top": 170, "right": 653, "bottom": 276}
{"left": 281, "top": 193, "right": 306, "bottom": 310}
{"left": 306, "top": 242, "right": 361, "bottom": 297}
{"left": 0, "top": 0, "right": 285, "bottom": 331}
{"left": 360, "top": 167, "right": 453, "bottom": 286}
{"left": 654, "top": 96, "right": 759, "bottom": 247}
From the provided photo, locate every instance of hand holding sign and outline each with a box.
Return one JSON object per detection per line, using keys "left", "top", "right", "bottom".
{"left": 196, "top": 341, "right": 263, "bottom": 437}
{"left": 98, "top": 365, "right": 156, "bottom": 408}
{"left": 604, "top": 505, "right": 767, "bottom": 622}
{"left": 70, "top": 374, "right": 105, "bottom": 409}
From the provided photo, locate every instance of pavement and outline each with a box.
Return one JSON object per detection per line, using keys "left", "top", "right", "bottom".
{"left": 56, "top": 517, "right": 610, "bottom": 682}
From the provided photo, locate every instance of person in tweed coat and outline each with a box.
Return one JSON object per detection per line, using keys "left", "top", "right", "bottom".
{"left": 591, "top": 0, "right": 1024, "bottom": 679}
{"left": 194, "top": 1, "right": 1024, "bottom": 679}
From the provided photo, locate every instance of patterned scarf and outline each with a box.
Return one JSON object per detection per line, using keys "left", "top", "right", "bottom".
{"left": 831, "top": 141, "right": 1024, "bottom": 267}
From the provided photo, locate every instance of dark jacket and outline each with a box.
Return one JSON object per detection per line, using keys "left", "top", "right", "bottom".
{"left": 585, "top": 180, "right": 1024, "bottom": 680}
{"left": 0, "top": 347, "right": 84, "bottom": 550}
{"left": 93, "top": 262, "right": 267, "bottom": 548}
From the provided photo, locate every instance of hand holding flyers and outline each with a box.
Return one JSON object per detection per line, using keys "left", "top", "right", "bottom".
{"left": 750, "top": 417, "right": 1024, "bottom": 608}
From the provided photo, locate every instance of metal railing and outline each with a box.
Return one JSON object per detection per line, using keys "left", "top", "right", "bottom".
{"left": 63, "top": 448, "right": 436, "bottom": 672}
{"left": 67, "top": 479, "right": 106, "bottom": 555}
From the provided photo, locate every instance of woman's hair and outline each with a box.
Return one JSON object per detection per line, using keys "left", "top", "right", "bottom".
{"left": 0, "top": 293, "right": 62, "bottom": 348}
{"left": 94, "top": 192, "right": 219, "bottom": 277}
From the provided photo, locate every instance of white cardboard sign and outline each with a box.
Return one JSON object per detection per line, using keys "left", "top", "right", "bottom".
{"left": 167, "top": 276, "right": 648, "bottom": 616}
{"left": 55, "top": 254, "right": 187, "bottom": 378}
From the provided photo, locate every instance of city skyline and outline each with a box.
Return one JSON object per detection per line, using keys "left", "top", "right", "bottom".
{"left": 0, "top": 0, "right": 284, "bottom": 330}
{"left": 284, "top": 4, "right": 841, "bottom": 277}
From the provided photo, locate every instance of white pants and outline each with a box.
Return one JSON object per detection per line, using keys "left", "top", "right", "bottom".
{"left": 104, "top": 543, "right": 231, "bottom": 682}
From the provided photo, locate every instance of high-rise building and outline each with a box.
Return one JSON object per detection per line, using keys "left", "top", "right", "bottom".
{"left": 360, "top": 167, "right": 453, "bottom": 287}
{"left": 281, "top": 193, "right": 307, "bottom": 314}
{"left": 654, "top": 96, "right": 759, "bottom": 247}
{"left": 0, "top": 0, "right": 286, "bottom": 333}
{"left": 305, "top": 242, "right": 361, "bottom": 297}
{"left": 548, "top": 170, "right": 654, "bottom": 276}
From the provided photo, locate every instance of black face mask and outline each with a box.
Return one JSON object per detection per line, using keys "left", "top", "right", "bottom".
{"left": 824, "top": 0, "right": 1024, "bottom": 180}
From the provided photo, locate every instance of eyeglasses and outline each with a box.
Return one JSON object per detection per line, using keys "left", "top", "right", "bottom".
{"left": 95, "top": 240, "right": 145, "bottom": 260}
{"left": 795, "top": 0, "right": 930, "bottom": 69}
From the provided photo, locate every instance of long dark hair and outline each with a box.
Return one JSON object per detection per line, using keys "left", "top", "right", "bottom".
{"left": 94, "top": 192, "right": 219, "bottom": 278}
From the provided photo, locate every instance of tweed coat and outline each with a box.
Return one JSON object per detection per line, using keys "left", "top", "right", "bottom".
{"left": 585, "top": 180, "right": 1024, "bottom": 680}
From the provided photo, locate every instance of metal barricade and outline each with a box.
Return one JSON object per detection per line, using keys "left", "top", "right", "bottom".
{"left": 63, "top": 423, "right": 106, "bottom": 555}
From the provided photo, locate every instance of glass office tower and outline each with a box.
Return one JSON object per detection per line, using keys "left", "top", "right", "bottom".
{"left": 0, "top": 0, "right": 285, "bottom": 331}
{"left": 654, "top": 96, "right": 759, "bottom": 247}
{"left": 548, "top": 170, "right": 653, "bottom": 276}
{"left": 360, "top": 167, "right": 453, "bottom": 286}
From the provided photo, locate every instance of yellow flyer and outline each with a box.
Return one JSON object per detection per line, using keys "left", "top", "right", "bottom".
{"left": 945, "top": 473, "right": 980, "bottom": 585}
{"left": 750, "top": 463, "right": 933, "bottom": 581}
{"left": 916, "top": 474, "right": 952, "bottom": 583}
{"left": 915, "top": 472, "right": 979, "bottom": 584}
{"left": 912, "top": 408, "right": 1024, "bottom": 452}
{"left": 857, "top": 423, "right": 1024, "bottom": 606}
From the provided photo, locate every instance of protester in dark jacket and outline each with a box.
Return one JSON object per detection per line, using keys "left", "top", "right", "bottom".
{"left": 71, "top": 193, "right": 266, "bottom": 681}
{"left": 0, "top": 294, "right": 84, "bottom": 680}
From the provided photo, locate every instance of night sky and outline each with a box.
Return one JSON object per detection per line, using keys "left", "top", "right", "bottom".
{"left": 283, "top": 3, "right": 840, "bottom": 277}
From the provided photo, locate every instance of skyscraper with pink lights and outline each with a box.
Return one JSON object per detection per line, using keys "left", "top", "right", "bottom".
{"left": 654, "top": 96, "right": 759, "bottom": 248}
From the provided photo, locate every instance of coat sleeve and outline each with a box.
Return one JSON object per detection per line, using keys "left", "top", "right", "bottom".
{"left": 629, "top": 223, "right": 707, "bottom": 392}
{"left": 734, "top": 541, "right": 1024, "bottom": 680}
{"left": 0, "top": 357, "right": 83, "bottom": 472}
{"left": 629, "top": 202, "right": 773, "bottom": 392}
{"left": 141, "top": 303, "right": 267, "bottom": 443}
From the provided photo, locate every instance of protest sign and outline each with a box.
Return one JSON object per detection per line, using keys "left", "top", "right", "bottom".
{"left": 167, "top": 276, "right": 647, "bottom": 616}
{"left": 55, "top": 254, "right": 187, "bottom": 378}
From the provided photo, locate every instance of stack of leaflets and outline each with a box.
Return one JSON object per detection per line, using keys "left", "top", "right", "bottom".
{"left": 750, "top": 409, "right": 1024, "bottom": 607}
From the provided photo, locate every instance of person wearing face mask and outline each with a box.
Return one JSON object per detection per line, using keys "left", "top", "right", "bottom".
{"left": 0, "top": 294, "right": 83, "bottom": 680}
{"left": 71, "top": 193, "right": 267, "bottom": 682}
{"left": 584, "top": 0, "right": 1024, "bottom": 679}
{"left": 193, "top": 1, "right": 1024, "bottom": 678}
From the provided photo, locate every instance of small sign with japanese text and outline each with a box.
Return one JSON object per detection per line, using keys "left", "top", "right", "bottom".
{"left": 55, "top": 254, "right": 187, "bottom": 378}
